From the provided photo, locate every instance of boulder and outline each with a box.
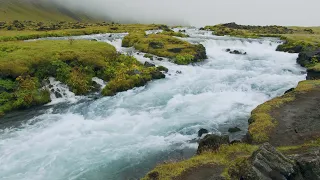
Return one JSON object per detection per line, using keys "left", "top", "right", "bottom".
{"left": 226, "top": 49, "right": 247, "bottom": 55}
{"left": 197, "top": 134, "right": 230, "bottom": 154}
{"left": 144, "top": 61, "right": 156, "bottom": 67}
{"left": 198, "top": 128, "right": 209, "bottom": 137}
{"left": 295, "top": 149, "right": 320, "bottom": 179}
{"left": 228, "top": 127, "right": 241, "bottom": 133}
{"left": 156, "top": 66, "right": 169, "bottom": 73}
{"left": 229, "top": 143, "right": 304, "bottom": 180}
{"left": 297, "top": 48, "right": 320, "bottom": 67}
{"left": 151, "top": 71, "right": 165, "bottom": 79}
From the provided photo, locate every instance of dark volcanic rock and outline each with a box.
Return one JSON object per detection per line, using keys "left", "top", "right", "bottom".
{"left": 156, "top": 66, "right": 169, "bottom": 73}
{"left": 151, "top": 71, "right": 165, "bottom": 79}
{"left": 197, "top": 134, "right": 229, "bottom": 154}
{"left": 229, "top": 143, "right": 320, "bottom": 180}
{"left": 284, "top": 88, "right": 295, "bottom": 94}
{"left": 228, "top": 127, "right": 241, "bottom": 133}
{"left": 229, "top": 143, "right": 299, "bottom": 180}
{"left": 226, "top": 49, "right": 247, "bottom": 55}
{"left": 295, "top": 148, "right": 320, "bottom": 179}
{"left": 307, "top": 69, "right": 320, "bottom": 80}
{"left": 198, "top": 128, "right": 209, "bottom": 137}
{"left": 144, "top": 61, "right": 156, "bottom": 67}
{"left": 297, "top": 48, "right": 320, "bottom": 67}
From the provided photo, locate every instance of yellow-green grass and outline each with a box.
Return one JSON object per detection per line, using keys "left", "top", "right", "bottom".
{"left": 142, "top": 143, "right": 258, "bottom": 180}
{"left": 277, "top": 138, "right": 320, "bottom": 154}
{"left": 0, "top": 0, "right": 94, "bottom": 22}
{"left": 0, "top": 24, "right": 159, "bottom": 42}
{"left": 122, "top": 32, "right": 206, "bottom": 65}
{"left": 248, "top": 80, "right": 320, "bottom": 143}
{"left": 0, "top": 40, "right": 164, "bottom": 116}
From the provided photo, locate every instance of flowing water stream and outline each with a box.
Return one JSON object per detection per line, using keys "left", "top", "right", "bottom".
{"left": 0, "top": 29, "right": 306, "bottom": 180}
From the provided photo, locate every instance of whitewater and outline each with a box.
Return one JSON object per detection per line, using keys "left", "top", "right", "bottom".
{"left": 0, "top": 29, "right": 306, "bottom": 180}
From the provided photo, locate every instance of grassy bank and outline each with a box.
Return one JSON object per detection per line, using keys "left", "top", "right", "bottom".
{"left": 122, "top": 31, "right": 207, "bottom": 65}
{"left": 0, "top": 40, "right": 164, "bottom": 117}
{"left": 0, "top": 22, "right": 159, "bottom": 42}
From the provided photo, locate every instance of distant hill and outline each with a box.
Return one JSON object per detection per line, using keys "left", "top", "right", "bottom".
{"left": 0, "top": 0, "right": 99, "bottom": 22}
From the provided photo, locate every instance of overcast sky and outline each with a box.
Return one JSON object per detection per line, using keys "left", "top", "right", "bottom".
{"left": 50, "top": 0, "right": 320, "bottom": 27}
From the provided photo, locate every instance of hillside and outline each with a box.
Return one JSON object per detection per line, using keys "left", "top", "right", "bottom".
{"left": 0, "top": 0, "right": 97, "bottom": 22}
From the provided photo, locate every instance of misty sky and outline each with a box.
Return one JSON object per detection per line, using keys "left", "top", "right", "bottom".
{"left": 51, "top": 0, "right": 320, "bottom": 26}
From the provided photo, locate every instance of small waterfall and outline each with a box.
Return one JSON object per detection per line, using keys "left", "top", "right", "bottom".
{"left": 45, "top": 77, "right": 79, "bottom": 105}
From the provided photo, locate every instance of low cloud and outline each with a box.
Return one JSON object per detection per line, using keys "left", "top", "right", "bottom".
{"left": 49, "top": 0, "right": 320, "bottom": 27}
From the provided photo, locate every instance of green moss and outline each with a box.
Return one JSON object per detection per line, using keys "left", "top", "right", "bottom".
{"left": 142, "top": 143, "right": 257, "bottom": 180}
{"left": 122, "top": 32, "right": 207, "bottom": 65}
{"left": 248, "top": 80, "right": 320, "bottom": 143}
{"left": 0, "top": 40, "right": 165, "bottom": 117}
{"left": 174, "top": 54, "right": 194, "bottom": 65}
{"left": 143, "top": 53, "right": 154, "bottom": 60}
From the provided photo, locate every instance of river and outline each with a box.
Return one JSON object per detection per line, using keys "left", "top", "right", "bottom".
{"left": 0, "top": 28, "right": 306, "bottom": 180}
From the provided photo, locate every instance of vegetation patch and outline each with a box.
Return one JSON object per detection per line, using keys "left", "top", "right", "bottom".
{"left": 142, "top": 143, "right": 257, "bottom": 180}
{"left": 0, "top": 22, "right": 159, "bottom": 42}
{"left": 0, "top": 40, "right": 165, "bottom": 117}
{"left": 122, "top": 31, "right": 207, "bottom": 65}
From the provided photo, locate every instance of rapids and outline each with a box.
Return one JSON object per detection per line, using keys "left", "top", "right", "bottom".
{"left": 0, "top": 29, "right": 306, "bottom": 180}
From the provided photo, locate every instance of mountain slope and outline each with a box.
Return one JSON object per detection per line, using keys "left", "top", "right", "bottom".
{"left": 0, "top": 0, "right": 97, "bottom": 22}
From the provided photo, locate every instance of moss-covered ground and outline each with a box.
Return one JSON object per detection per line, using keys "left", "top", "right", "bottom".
{"left": 0, "top": 40, "right": 164, "bottom": 117}
{"left": 122, "top": 31, "right": 206, "bottom": 65}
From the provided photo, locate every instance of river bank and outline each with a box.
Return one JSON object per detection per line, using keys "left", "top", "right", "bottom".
{"left": 143, "top": 24, "right": 320, "bottom": 180}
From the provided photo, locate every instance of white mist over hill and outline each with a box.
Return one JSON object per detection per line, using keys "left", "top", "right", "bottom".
{"left": 50, "top": 0, "right": 319, "bottom": 27}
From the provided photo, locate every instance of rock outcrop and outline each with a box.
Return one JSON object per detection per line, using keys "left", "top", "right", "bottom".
{"left": 229, "top": 143, "right": 320, "bottom": 180}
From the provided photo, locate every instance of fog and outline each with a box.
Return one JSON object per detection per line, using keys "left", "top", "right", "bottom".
{"left": 50, "top": 0, "right": 320, "bottom": 26}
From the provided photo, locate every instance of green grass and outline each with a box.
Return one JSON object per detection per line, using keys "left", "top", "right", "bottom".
{"left": 0, "top": 40, "right": 165, "bottom": 117}
{"left": 248, "top": 80, "right": 320, "bottom": 143}
{"left": 122, "top": 31, "right": 207, "bottom": 64}
{"left": 0, "top": 24, "right": 159, "bottom": 42}
{"left": 142, "top": 143, "right": 257, "bottom": 180}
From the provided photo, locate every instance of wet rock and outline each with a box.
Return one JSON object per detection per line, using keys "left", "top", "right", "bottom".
{"left": 197, "top": 134, "right": 230, "bottom": 154}
{"left": 144, "top": 61, "right": 156, "bottom": 67}
{"left": 156, "top": 66, "right": 169, "bottom": 73}
{"left": 157, "top": 57, "right": 164, "bottom": 61}
{"left": 198, "top": 128, "right": 209, "bottom": 137}
{"left": 108, "top": 34, "right": 112, "bottom": 37}
{"left": 176, "top": 71, "right": 182, "bottom": 74}
{"left": 199, "top": 27, "right": 205, "bottom": 30}
{"left": 151, "top": 71, "right": 165, "bottom": 79}
{"left": 307, "top": 69, "right": 320, "bottom": 80}
{"left": 179, "top": 29, "right": 186, "bottom": 33}
{"left": 91, "top": 81, "right": 101, "bottom": 92}
{"left": 194, "top": 44, "right": 207, "bottom": 60}
{"left": 91, "top": 39, "right": 97, "bottom": 41}
{"left": 228, "top": 127, "right": 241, "bottom": 133}
{"left": 54, "top": 91, "right": 63, "bottom": 98}
{"left": 226, "top": 49, "right": 247, "bottom": 55}
{"left": 284, "top": 88, "right": 295, "bottom": 94}
{"left": 297, "top": 48, "right": 320, "bottom": 67}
